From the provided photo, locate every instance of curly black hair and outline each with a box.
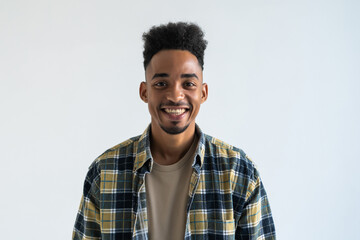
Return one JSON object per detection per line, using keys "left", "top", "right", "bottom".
{"left": 142, "top": 22, "right": 208, "bottom": 70}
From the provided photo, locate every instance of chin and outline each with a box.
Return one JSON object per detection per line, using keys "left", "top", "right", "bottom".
{"left": 160, "top": 123, "right": 190, "bottom": 135}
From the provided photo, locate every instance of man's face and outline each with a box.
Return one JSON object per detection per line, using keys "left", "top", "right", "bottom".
{"left": 140, "top": 50, "right": 208, "bottom": 135}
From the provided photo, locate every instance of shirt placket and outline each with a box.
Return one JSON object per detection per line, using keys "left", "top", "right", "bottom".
{"left": 132, "top": 171, "right": 149, "bottom": 240}
{"left": 185, "top": 167, "right": 201, "bottom": 239}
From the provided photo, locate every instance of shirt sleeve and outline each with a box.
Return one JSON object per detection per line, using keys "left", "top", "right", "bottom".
{"left": 235, "top": 168, "right": 276, "bottom": 239}
{"left": 73, "top": 165, "right": 102, "bottom": 240}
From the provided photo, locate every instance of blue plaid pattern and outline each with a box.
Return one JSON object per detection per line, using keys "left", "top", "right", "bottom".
{"left": 73, "top": 125, "right": 276, "bottom": 239}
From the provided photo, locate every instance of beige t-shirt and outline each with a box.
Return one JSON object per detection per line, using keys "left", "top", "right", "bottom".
{"left": 145, "top": 137, "right": 198, "bottom": 240}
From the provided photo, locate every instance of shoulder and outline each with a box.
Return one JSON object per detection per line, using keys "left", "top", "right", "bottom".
{"left": 202, "top": 134, "right": 258, "bottom": 178}
{"left": 202, "top": 134, "right": 264, "bottom": 200}
{"left": 80, "top": 135, "right": 142, "bottom": 199}
{"left": 88, "top": 135, "right": 142, "bottom": 172}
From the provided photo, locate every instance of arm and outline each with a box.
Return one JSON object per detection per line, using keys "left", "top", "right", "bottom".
{"left": 235, "top": 169, "right": 276, "bottom": 239}
{"left": 73, "top": 166, "right": 102, "bottom": 240}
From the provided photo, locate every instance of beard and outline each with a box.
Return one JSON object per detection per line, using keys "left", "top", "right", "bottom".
{"left": 160, "top": 122, "right": 190, "bottom": 135}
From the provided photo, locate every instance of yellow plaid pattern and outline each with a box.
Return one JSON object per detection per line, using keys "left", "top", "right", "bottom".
{"left": 73, "top": 125, "right": 275, "bottom": 239}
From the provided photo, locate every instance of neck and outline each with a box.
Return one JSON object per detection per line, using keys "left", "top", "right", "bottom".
{"left": 150, "top": 123, "right": 196, "bottom": 165}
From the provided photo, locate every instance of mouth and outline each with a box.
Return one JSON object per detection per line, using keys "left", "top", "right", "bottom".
{"left": 160, "top": 105, "right": 190, "bottom": 121}
{"left": 163, "top": 108, "right": 188, "bottom": 115}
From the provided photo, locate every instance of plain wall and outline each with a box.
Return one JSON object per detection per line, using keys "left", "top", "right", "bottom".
{"left": 1, "top": 0, "right": 359, "bottom": 239}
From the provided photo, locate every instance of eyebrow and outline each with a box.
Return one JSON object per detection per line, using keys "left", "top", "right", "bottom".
{"left": 151, "top": 73, "right": 199, "bottom": 80}
{"left": 152, "top": 73, "right": 169, "bottom": 80}
{"left": 181, "top": 73, "right": 198, "bottom": 79}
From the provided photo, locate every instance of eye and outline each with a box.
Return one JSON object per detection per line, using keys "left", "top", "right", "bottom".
{"left": 154, "top": 81, "right": 167, "bottom": 87}
{"left": 184, "top": 82, "right": 196, "bottom": 87}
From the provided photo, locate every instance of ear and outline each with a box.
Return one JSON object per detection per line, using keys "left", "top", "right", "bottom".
{"left": 139, "top": 81, "right": 148, "bottom": 103}
{"left": 201, "top": 83, "right": 208, "bottom": 103}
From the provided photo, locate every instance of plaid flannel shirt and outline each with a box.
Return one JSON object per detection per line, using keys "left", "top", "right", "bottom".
{"left": 73, "top": 125, "right": 276, "bottom": 239}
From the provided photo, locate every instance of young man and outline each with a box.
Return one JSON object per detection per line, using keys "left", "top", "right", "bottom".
{"left": 73, "top": 22, "right": 276, "bottom": 240}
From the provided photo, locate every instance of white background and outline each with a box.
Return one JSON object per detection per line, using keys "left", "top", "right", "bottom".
{"left": 1, "top": 0, "right": 359, "bottom": 239}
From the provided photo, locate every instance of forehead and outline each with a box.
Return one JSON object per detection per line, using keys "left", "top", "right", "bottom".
{"left": 146, "top": 50, "right": 202, "bottom": 77}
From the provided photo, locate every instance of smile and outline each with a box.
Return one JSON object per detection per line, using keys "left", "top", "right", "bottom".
{"left": 163, "top": 108, "right": 187, "bottom": 115}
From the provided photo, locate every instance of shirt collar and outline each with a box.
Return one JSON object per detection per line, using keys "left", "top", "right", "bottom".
{"left": 133, "top": 124, "right": 206, "bottom": 173}
{"left": 193, "top": 124, "right": 205, "bottom": 173}
{"left": 133, "top": 125, "right": 153, "bottom": 173}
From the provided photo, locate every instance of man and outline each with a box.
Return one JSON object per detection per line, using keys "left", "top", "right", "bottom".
{"left": 73, "top": 22, "right": 276, "bottom": 240}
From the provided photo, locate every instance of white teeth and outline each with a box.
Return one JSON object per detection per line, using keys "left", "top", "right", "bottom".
{"left": 164, "top": 108, "right": 186, "bottom": 115}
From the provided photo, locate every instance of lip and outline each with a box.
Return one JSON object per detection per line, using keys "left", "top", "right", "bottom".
{"left": 160, "top": 106, "right": 190, "bottom": 110}
{"left": 161, "top": 108, "right": 189, "bottom": 121}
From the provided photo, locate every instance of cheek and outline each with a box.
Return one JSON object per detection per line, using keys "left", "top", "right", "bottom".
{"left": 147, "top": 97, "right": 160, "bottom": 115}
{"left": 190, "top": 92, "right": 203, "bottom": 106}
{"left": 148, "top": 102, "right": 157, "bottom": 113}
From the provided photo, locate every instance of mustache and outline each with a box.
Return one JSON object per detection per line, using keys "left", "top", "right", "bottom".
{"left": 159, "top": 101, "right": 191, "bottom": 108}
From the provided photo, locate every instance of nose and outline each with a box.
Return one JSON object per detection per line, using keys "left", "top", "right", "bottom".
{"left": 166, "top": 82, "right": 184, "bottom": 102}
